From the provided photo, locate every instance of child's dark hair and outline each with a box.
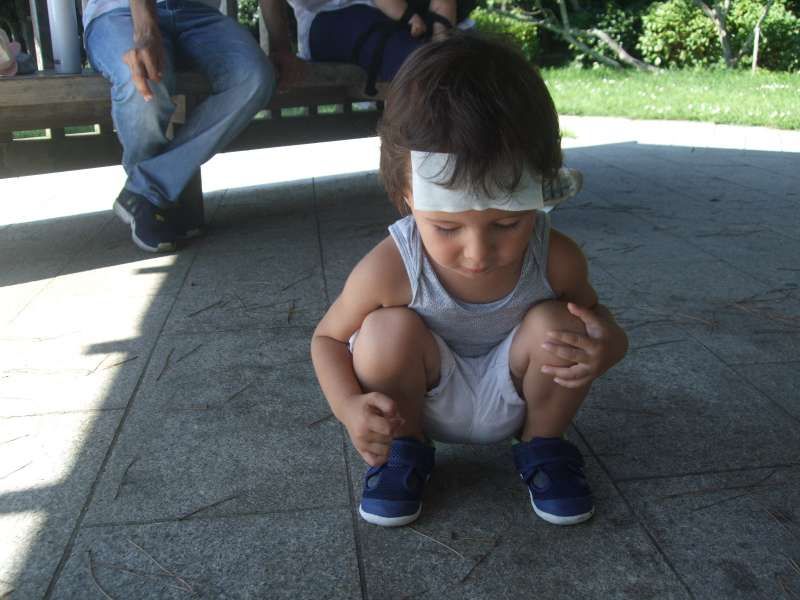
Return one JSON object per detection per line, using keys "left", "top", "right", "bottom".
{"left": 379, "top": 33, "right": 562, "bottom": 214}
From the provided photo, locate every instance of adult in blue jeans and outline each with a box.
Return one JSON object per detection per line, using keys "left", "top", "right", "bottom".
{"left": 84, "top": 0, "right": 276, "bottom": 252}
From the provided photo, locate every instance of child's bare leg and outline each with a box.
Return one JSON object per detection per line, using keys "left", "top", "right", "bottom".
{"left": 429, "top": 0, "right": 456, "bottom": 37}
{"left": 351, "top": 307, "right": 440, "bottom": 440}
{"left": 509, "top": 300, "right": 590, "bottom": 441}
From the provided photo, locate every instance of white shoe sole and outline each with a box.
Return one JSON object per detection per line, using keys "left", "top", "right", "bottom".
{"left": 359, "top": 504, "right": 422, "bottom": 527}
{"left": 529, "top": 490, "right": 594, "bottom": 526}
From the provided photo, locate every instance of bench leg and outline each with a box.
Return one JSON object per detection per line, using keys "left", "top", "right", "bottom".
{"left": 176, "top": 170, "right": 205, "bottom": 234}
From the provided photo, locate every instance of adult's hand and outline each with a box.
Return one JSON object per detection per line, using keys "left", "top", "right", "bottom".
{"left": 271, "top": 49, "right": 308, "bottom": 91}
{"left": 123, "top": 30, "right": 164, "bottom": 102}
{"left": 124, "top": 5, "right": 165, "bottom": 103}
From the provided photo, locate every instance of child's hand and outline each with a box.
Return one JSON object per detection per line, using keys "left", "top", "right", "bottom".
{"left": 540, "top": 303, "right": 627, "bottom": 389}
{"left": 343, "top": 392, "right": 406, "bottom": 466}
{"left": 408, "top": 14, "right": 427, "bottom": 37}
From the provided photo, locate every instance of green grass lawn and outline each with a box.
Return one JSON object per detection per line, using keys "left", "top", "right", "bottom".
{"left": 542, "top": 67, "right": 800, "bottom": 130}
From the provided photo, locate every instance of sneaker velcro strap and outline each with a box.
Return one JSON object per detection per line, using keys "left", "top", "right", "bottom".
{"left": 513, "top": 438, "right": 584, "bottom": 483}
{"left": 386, "top": 437, "right": 435, "bottom": 476}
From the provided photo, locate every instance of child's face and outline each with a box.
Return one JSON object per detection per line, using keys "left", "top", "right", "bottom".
{"left": 408, "top": 199, "right": 536, "bottom": 279}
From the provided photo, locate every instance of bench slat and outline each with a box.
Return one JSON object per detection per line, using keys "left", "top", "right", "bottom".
{"left": 0, "top": 63, "right": 380, "bottom": 131}
{"left": 0, "top": 110, "right": 379, "bottom": 178}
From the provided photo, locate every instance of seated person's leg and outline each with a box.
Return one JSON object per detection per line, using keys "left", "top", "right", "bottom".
{"left": 125, "top": 4, "right": 275, "bottom": 208}
{"left": 85, "top": 8, "right": 177, "bottom": 176}
{"left": 85, "top": 7, "right": 181, "bottom": 252}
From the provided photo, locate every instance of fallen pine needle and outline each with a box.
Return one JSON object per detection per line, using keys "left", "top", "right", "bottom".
{"left": 307, "top": 413, "right": 334, "bottom": 428}
{"left": 174, "top": 344, "right": 203, "bottom": 365}
{"left": 186, "top": 299, "right": 225, "bottom": 318}
{"left": 460, "top": 536, "right": 502, "bottom": 583}
{"left": 409, "top": 526, "right": 465, "bottom": 560}
{"left": 178, "top": 493, "right": 240, "bottom": 521}
{"left": 87, "top": 551, "right": 116, "bottom": 600}
{"left": 126, "top": 539, "right": 193, "bottom": 593}
{"left": 155, "top": 348, "right": 175, "bottom": 382}
{"left": 92, "top": 560, "right": 191, "bottom": 592}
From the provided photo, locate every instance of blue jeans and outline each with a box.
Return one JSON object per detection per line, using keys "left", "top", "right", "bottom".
{"left": 85, "top": 0, "right": 275, "bottom": 206}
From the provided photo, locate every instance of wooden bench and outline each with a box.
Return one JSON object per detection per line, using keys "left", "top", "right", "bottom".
{"left": 0, "top": 0, "right": 385, "bottom": 225}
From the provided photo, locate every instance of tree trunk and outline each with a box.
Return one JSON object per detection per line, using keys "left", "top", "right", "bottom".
{"left": 693, "top": 0, "right": 734, "bottom": 67}
{"left": 739, "top": 0, "right": 776, "bottom": 70}
{"left": 586, "top": 28, "right": 660, "bottom": 72}
{"left": 505, "top": 2, "right": 660, "bottom": 71}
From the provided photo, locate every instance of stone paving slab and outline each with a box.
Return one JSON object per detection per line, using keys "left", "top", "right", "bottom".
{"left": 0, "top": 411, "right": 122, "bottom": 599}
{"left": 1, "top": 117, "right": 798, "bottom": 598}
{"left": 51, "top": 509, "right": 361, "bottom": 599}
{"left": 736, "top": 362, "right": 800, "bottom": 421}
{"left": 575, "top": 322, "right": 800, "bottom": 480}
{"left": 163, "top": 223, "right": 326, "bottom": 334}
{"left": 345, "top": 436, "right": 691, "bottom": 600}
{"left": 82, "top": 327, "right": 349, "bottom": 526}
{"left": 678, "top": 305, "right": 800, "bottom": 368}
{"left": 315, "top": 176, "right": 398, "bottom": 296}
{"left": 619, "top": 466, "right": 800, "bottom": 600}
{"left": 0, "top": 293, "right": 174, "bottom": 415}
{"left": 551, "top": 204, "right": 713, "bottom": 266}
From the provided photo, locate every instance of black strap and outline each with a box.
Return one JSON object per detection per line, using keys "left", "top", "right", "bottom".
{"left": 426, "top": 11, "right": 453, "bottom": 29}
{"left": 399, "top": 5, "right": 417, "bottom": 24}
{"left": 353, "top": 0, "right": 454, "bottom": 96}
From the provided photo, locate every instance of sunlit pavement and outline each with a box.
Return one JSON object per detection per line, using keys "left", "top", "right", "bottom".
{"left": 1, "top": 117, "right": 798, "bottom": 599}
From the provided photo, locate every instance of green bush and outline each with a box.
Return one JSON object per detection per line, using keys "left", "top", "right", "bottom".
{"left": 638, "top": 0, "right": 719, "bottom": 67}
{"left": 238, "top": 0, "right": 259, "bottom": 36}
{"left": 471, "top": 8, "right": 539, "bottom": 62}
{"left": 729, "top": 0, "right": 800, "bottom": 71}
{"left": 639, "top": 0, "right": 800, "bottom": 70}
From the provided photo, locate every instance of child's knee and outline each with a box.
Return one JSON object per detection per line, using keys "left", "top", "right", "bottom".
{"left": 514, "top": 301, "right": 585, "bottom": 365}
{"left": 352, "top": 308, "right": 427, "bottom": 376}
{"left": 525, "top": 300, "right": 583, "bottom": 332}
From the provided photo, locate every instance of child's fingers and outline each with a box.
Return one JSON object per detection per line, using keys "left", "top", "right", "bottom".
{"left": 362, "top": 440, "right": 391, "bottom": 457}
{"left": 553, "top": 376, "right": 592, "bottom": 389}
{"left": 541, "top": 341, "right": 589, "bottom": 363}
{"left": 366, "top": 413, "right": 394, "bottom": 438}
{"left": 361, "top": 450, "right": 387, "bottom": 467}
{"left": 365, "top": 392, "right": 398, "bottom": 418}
{"left": 541, "top": 363, "right": 592, "bottom": 380}
{"left": 567, "top": 303, "right": 602, "bottom": 327}
{"left": 545, "top": 330, "right": 594, "bottom": 350}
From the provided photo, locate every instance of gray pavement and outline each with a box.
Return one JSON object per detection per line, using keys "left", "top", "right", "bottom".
{"left": 1, "top": 119, "right": 799, "bottom": 599}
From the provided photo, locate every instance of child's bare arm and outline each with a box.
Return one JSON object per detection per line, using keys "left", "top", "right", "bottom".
{"left": 311, "top": 237, "right": 411, "bottom": 464}
{"left": 429, "top": 0, "right": 456, "bottom": 31}
{"left": 372, "top": 0, "right": 405, "bottom": 20}
{"left": 543, "top": 229, "right": 628, "bottom": 388}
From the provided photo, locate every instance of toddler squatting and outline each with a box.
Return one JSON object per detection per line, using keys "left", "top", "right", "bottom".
{"left": 310, "top": 33, "right": 628, "bottom": 527}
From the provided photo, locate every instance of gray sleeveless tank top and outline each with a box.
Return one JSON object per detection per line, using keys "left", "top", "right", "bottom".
{"left": 388, "top": 212, "right": 557, "bottom": 357}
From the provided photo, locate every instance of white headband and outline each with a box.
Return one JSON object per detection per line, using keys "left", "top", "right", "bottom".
{"left": 410, "top": 151, "right": 543, "bottom": 213}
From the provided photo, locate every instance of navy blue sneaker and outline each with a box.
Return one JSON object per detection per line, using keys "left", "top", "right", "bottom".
{"left": 513, "top": 437, "right": 594, "bottom": 525}
{"left": 113, "top": 190, "right": 178, "bottom": 253}
{"left": 359, "top": 437, "right": 435, "bottom": 527}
